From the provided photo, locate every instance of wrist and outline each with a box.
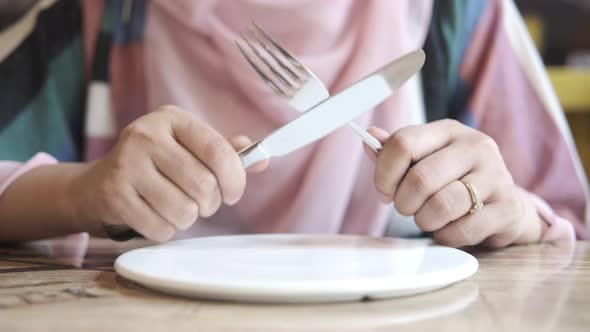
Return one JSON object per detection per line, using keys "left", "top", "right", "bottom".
{"left": 62, "top": 161, "right": 105, "bottom": 236}
{"left": 0, "top": 162, "right": 92, "bottom": 241}
{"left": 59, "top": 162, "right": 95, "bottom": 233}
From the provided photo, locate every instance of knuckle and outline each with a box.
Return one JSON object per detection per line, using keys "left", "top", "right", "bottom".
{"left": 414, "top": 211, "right": 435, "bottom": 232}
{"left": 386, "top": 131, "right": 412, "bottom": 157}
{"left": 157, "top": 104, "right": 182, "bottom": 115}
{"left": 157, "top": 105, "right": 189, "bottom": 123}
{"left": 195, "top": 172, "right": 219, "bottom": 197}
{"left": 429, "top": 191, "right": 453, "bottom": 222}
{"left": 121, "top": 122, "right": 156, "bottom": 146}
{"left": 405, "top": 166, "right": 432, "bottom": 196}
{"left": 441, "top": 118, "right": 461, "bottom": 129}
{"left": 203, "top": 137, "right": 233, "bottom": 165}
{"left": 477, "top": 134, "right": 500, "bottom": 154}
{"left": 177, "top": 202, "right": 199, "bottom": 230}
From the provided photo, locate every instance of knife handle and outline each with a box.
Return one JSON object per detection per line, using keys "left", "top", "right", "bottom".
{"left": 104, "top": 224, "right": 142, "bottom": 242}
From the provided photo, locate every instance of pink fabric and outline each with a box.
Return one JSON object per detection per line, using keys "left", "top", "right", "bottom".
{"left": 0, "top": 0, "right": 586, "bottom": 246}
{"left": 529, "top": 193, "right": 575, "bottom": 243}
{"left": 145, "top": 0, "right": 433, "bottom": 235}
{"left": 0, "top": 153, "right": 57, "bottom": 194}
{"left": 460, "top": 0, "right": 589, "bottom": 240}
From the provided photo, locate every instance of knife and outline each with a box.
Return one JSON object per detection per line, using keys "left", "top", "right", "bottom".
{"left": 239, "top": 49, "right": 425, "bottom": 168}
{"left": 104, "top": 49, "right": 425, "bottom": 241}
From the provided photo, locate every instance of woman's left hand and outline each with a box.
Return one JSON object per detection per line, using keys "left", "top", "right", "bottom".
{"left": 366, "top": 119, "right": 544, "bottom": 248}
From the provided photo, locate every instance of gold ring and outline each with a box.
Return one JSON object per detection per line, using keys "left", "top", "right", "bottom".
{"left": 460, "top": 180, "right": 484, "bottom": 214}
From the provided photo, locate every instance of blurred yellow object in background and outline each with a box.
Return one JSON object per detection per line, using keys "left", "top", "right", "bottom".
{"left": 524, "top": 15, "right": 544, "bottom": 51}
{"left": 548, "top": 67, "right": 590, "bottom": 113}
{"left": 525, "top": 14, "right": 590, "bottom": 113}
{"left": 524, "top": 12, "right": 590, "bottom": 176}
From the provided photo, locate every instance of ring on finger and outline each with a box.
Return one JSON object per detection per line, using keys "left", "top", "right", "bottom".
{"left": 460, "top": 179, "right": 484, "bottom": 214}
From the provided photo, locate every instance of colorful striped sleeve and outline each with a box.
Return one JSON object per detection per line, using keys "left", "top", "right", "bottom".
{"left": 0, "top": 0, "right": 81, "bottom": 218}
{"left": 0, "top": 0, "right": 86, "bottom": 163}
{"left": 460, "top": 0, "right": 589, "bottom": 240}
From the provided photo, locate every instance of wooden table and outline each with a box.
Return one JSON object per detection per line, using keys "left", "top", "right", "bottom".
{"left": 0, "top": 238, "right": 588, "bottom": 332}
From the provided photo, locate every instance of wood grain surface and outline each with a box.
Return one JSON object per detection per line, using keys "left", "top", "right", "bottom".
{"left": 0, "top": 239, "right": 588, "bottom": 332}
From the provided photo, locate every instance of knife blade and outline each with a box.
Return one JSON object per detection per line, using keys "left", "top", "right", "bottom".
{"left": 240, "top": 49, "right": 426, "bottom": 168}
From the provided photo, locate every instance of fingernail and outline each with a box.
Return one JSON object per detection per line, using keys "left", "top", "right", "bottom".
{"left": 226, "top": 194, "right": 242, "bottom": 206}
{"left": 377, "top": 191, "right": 392, "bottom": 204}
{"left": 367, "top": 127, "right": 390, "bottom": 141}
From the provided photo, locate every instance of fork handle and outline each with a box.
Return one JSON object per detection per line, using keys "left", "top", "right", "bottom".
{"left": 347, "top": 122, "right": 382, "bottom": 153}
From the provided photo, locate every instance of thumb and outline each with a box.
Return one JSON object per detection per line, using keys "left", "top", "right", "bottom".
{"left": 363, "top": 127, "right": 390, "bottom": 163}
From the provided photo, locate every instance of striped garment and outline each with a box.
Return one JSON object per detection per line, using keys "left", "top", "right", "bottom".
{"left": 0, "top": 0, "right": 588, "bottom": 241}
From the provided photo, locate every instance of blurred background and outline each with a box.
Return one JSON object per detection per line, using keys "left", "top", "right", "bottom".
{"left": 516, "top": 0, "right": 590, "bottom": 178}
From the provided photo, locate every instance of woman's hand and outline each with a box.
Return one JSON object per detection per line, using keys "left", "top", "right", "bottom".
{"left": 366, "top": 119, "right": 544, "bottom": 248}
{"left": 70, "top": 105, "right": 263, "bottom": 242}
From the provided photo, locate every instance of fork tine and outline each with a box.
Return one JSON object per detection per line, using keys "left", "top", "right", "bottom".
{"left": 241, "top": 32, "right": 297, "bottom": 94}
{"left": 249, "top": 25, "right": 307, "bottom": 83}
{"left": 235, "top": 40, "right": 289, "bottom": 97}
{"left": 251, "top": 21, "right": 311, "bottom": 80}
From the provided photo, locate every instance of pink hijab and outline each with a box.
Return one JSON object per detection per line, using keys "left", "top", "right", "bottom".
{"left": 145, "top": 0, "right": 433, "bottom": 236}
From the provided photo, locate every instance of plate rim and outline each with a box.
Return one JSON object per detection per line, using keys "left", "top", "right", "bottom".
{"left": 114, "top": 234, "right": 479, "bottom": 301}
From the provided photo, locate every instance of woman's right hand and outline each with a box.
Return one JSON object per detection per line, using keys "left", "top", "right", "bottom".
{"left": 70, "top": 105, "right": 257, "bottom": 242}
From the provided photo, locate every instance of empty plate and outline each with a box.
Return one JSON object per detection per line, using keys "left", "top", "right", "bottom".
{"left": 115, "top": 234, "right": 478, "bottom": 303}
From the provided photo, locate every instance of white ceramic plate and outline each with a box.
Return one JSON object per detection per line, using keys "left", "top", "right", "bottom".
{"left": 115, "top": 234, "right": 478, "bottom": 303}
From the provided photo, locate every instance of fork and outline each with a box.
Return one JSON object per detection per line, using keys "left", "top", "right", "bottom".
{"left": 235, "top": 22, "right": 383, "bottom": 153}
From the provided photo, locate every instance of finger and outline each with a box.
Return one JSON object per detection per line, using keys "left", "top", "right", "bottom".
{"left": 228, "top": 135, "right": 252, "bottom": 150}
{"left": 433, "top": 201, "right": 512, "bottom": 248}
{"left": 151, "top": 140, "right": 223, "bottom": 218}
{"left": 135, "top": 161, "right": 200, "bottom": 231}
{"left": 105, "top": 184, "right": 176, "bottom": 243}
{"left": 373, "top": 119, "right": 466, "bottom": 201}
{"left": 482, "top": 189, "right": 532, "bottom": 248}
{"left": 229, "top": 135, "right": 269, "bottom": 172}
{"left": 414, "top": 171, "right": 495, "bottom": 232}
{"left": 364, "top": 128, "right": 393, "bottom": 203}
{"left": 131, "top": 193, "right": 177, "bottom": 243}
{"left": 169, "top": 109, "right": 246, "bottom": 205}
{"left": 394, "top": 142, "right": 476, "bottom": 216}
